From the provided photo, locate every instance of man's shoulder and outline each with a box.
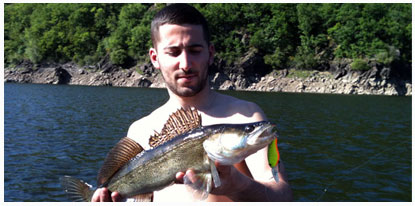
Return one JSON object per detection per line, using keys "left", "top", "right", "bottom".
{"left": 208, "top": 92, "right": 267, "bottom": 124}
{"left": 127, "top": 107, "right": 169, "bottom": 148}
{"left": 217, "top": 92, "right": 263, "bottom": 112}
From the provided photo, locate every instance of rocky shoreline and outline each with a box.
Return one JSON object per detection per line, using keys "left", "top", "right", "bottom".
{"left": 4, "top": 60, "right": 412, "bottom": 96}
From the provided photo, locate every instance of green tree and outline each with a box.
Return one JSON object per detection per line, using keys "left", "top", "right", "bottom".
{"left": 259, "top": 4, "right": 299, "bottom": 69}
{"left": 4, "top": 3, "right": 412, "bottom": 75}
{"left": 5, "top": 4, "right": 40, "bottom": 66}
{"left": 105, "top": 4, "right": 154, "bottom": 65}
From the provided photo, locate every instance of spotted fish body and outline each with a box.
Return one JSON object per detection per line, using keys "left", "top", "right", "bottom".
{"left": 61, "top": 108, "right": 276, "bottom": 201}
{"left": 105, "top": 127, "right": 212, "bottom": 197}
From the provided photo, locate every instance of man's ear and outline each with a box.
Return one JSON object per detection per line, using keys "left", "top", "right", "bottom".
{"left": 208, "top": 43, "right": 215, "bottom": 66}
{"left": 149, "top": 48, "right": 160, "bottom": 69}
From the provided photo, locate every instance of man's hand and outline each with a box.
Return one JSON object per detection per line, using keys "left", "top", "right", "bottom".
{"left": 91, "top": 187, "right": 123, "bottom": 202}
{"left": 175, "top": 160, "right": 293, "bottom": 201}
{"left": 175, "top": 161, "right": 247, "bottom": 197}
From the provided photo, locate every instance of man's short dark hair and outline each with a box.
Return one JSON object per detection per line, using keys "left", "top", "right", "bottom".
{"left": 151, "top": 4, "right": 210, "bottom": 48}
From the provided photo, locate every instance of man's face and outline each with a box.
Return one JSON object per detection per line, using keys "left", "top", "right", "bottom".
{"left": 150, "top": 24, "right": 214, "bottom": 97}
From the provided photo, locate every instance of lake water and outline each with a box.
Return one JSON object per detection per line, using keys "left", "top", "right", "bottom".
{"left": 4, "top": 83, "right": 412, "bottom": 202}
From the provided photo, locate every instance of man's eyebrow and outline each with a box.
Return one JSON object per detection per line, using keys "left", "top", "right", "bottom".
{"left": 163, "top": 46, "right": 178, "bottom": 50}
{"left": 186, "top": 44, "right": 204, "bottom": 48}
{"left": 163, "top": 44, "right": 204, "bottom": 50}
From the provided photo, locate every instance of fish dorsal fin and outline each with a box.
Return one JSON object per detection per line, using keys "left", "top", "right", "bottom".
{"left": 97, "top": 137, "right": 144, "bottom": 185}
{"left": 149, "top": 107, "right": 201, "bottom": 148}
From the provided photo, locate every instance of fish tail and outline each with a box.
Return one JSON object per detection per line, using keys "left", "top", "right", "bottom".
{"left": 60, "top": 176, "right": 96, "bottom": 202}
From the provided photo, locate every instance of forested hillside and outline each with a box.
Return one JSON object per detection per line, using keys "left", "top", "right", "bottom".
{"left": 4, "top": 3, "right": 412, "bottom": 76}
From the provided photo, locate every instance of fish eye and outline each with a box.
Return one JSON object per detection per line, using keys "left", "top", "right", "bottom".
{"left": 244, "top": 125, "right": 255, "bottom": 133}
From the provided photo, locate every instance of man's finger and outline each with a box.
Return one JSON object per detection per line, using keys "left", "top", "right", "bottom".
{"left": 111, "top": 191, "right": 122, "bottom": 202}
{"left": 100, "top": 188, "right": 110, "bottom": 202}
{"left": 91, "top": 188, "right": 108, "bottom": 202}
{"left": 175, "top": 171, "right": 185, "bottom": 184}
{"left": 185, "top": 170, "right": 198, "bottom": 183}
{"left": 91, "top": 188, "right": 101, "bottom": 202}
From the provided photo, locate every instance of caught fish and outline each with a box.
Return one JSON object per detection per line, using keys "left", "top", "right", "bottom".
{"left": 60, "top": 107, "right": 277, "bottom": 201}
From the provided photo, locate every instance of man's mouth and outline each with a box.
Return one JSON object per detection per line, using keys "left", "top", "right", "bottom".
{"left": 177, "top": 74, "right": 197, "bottom": 82}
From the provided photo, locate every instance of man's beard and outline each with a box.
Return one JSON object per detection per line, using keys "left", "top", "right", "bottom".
{"left": 164, "top": 66, "right": 208, "bottom": 97}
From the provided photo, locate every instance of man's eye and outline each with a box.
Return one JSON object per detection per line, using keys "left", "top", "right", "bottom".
{"left": 189, "top": 47, "right": 203, "bottom": 55}
{"left": 189, "top": 49, "right": 202, "bottom": 54}
{"left": 167, "top": 50, "right": 181, "bottom": 57}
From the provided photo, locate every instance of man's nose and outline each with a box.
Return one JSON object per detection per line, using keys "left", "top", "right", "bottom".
{"left": 179, "top": 51, "right": 192, "bottom": 71}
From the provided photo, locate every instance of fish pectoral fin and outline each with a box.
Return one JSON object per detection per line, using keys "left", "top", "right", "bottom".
{"left": 210, "top": 159, "right": 221, "bottom": 188}
{"left": 129, "top": 193, "right": 153, "bottom": 202}
{"left": 183, "top": 171, "right": 212, "bottom": 201}
{"left": 97, "top": 137, "right": 144, "bottom": 185}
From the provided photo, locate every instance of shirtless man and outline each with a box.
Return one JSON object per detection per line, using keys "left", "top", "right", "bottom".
{"left": 92, "top": 3, "right": 292, "bottom": 202}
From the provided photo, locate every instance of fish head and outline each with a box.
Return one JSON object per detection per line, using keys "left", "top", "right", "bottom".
{"left": 203, "top": 121, "right": 276, "bottom": 165}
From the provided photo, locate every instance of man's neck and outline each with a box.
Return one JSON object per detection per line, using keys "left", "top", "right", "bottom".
{"left": 166, "top": 86, "right": 216, "bottom": 112}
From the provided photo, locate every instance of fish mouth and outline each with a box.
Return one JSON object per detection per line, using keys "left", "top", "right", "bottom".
{"left": 247, "top": 122, "right": 276, "bottom": 146}
{"left": 259, "top": 123, "right": 276, "bottom": 138}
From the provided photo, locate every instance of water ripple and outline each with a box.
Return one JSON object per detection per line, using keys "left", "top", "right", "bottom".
{"left": 5, "top": 84, "right": 412, "bottom": 202}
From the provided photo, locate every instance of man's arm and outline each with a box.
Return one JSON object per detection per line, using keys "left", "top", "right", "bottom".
{"left": 212, "top": 101, "right": 292, "bottom": 201}
{"left": 215, "top": 161, "right": 292, "bottom": 201}
{"left": 181, "top": 157, "right": 292, "bottom": 201}
{"left": 181, "top": 102, "right": 292, "bottom": 201}
{"left": 91, "top": 118, "right": 150, "bottom": 202}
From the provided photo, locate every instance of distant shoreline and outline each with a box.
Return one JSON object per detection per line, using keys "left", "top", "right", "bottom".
{"left": 4, "top": 62, "right": 412, "bottom": 96}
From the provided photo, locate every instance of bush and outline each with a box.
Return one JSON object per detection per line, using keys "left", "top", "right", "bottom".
{"left": 292, "top": 50, "right": 318, "bottom": 70}
{"left": 264, "top": 49, "right": 285, "bottom": 69}
{"left": 110, "top": 49, "right": 127, "bottom": 65}
{"left": 286, "top": 69, "right": 314, "bottom": 79}
{"left": 375, "top": 46, "right": 399, "bottom": 66}
{"left": 350, "top": 58, "right": 370, "bottom": 71}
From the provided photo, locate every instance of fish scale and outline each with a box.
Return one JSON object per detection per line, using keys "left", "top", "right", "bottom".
{"left": 107, "top": 129, "right": 211, "bottom": 196}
